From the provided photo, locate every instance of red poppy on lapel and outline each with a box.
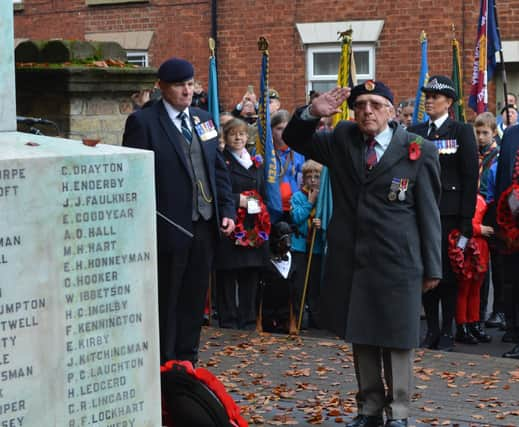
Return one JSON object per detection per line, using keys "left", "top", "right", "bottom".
{"left": 408, "top": 136, "right": 424, "bottom": 161}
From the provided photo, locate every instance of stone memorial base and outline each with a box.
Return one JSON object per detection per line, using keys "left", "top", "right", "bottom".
{"left": 0, "top": 132, "right": 160, "bottom": 427}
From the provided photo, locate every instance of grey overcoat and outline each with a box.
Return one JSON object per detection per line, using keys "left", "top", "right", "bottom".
{"left": 283, "top": 112, "right": 442, "bottom": 349}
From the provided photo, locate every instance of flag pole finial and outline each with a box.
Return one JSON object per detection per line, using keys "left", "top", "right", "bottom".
{"left": 209, "top": 37, "right": 215, "bottom": 57}
{"left": 258, "top": 36, "right": 269, "bottom": 53}
{"left": 420, "top": 30, "right": 427, "bottom": 42}
{"left": 337, "top": 28, "right": 353, "bottom": 41}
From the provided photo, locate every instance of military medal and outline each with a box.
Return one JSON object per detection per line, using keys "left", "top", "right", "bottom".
{"left": 398, "top": 178, "right": 409, "bottom": 201}
{"left": 388, "top": 178, "right": 400, "bottom": 201}
{"left": 195, "top": 119, "right": 218, "bottom": 141}
{"left": 435, "top": 139, "right": 458, "bottom": 155}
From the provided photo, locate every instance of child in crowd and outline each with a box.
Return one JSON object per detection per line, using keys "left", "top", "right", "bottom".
{"left": 454, "top": 192, "right": 494, "bottom": 344}
{"left": 290, "top": 160, "right": 324, "bottom": 329}
{"left": 473, "top": 113, "right": 504, "bottom": 330}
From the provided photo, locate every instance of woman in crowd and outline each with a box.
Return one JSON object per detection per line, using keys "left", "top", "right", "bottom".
{"left": 215, "top": 118, "right": 270, "bottom": 330}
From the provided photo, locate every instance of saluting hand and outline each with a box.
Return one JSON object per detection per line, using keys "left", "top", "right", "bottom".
{"left": 309, "top": 87, "right": 351, "bottom": 117}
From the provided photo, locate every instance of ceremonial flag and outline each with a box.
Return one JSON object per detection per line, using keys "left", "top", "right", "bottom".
{"left": 256, "top": 37, "right": 282, "bottom": 222}
{"left": 451, "top": 37, "right": 466, "bottom": 122}
{"left": 468, "top": 0, "right": 502, "bottom": 113}
{"left": 208, "top": 38, "right": 220, "bottom": 129}
{"left": 332, "top": 29, "right": 356, "bottom": 126}
{"left": 412, "top": 31, "right": 429, "bottom": 125}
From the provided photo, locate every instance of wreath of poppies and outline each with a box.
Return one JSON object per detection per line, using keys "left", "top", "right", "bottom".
{"left": 232, "top": 189, "right": 271, "bottom": 248}
{"left": 496, "top": 183, "right": 519, "bottom": 251}
{"left": 160, "top": 360, "right": 248, "bottom": 427}
{"left": 447, "top": 229, "right": 487, "bottom": 282}
{"left": 408, "top": 136, "right": 424, "bottom": 161}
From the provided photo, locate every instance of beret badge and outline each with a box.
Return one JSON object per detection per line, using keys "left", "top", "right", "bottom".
{"left": 364, "top": 80, "right": 376, "bottom": 91}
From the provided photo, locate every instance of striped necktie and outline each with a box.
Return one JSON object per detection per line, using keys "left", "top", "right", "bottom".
{"left": 365, "top": 137, "right": 378, "bottom": 171}
{"left": 178, "top": 112, "right": 192, "bottom": 143}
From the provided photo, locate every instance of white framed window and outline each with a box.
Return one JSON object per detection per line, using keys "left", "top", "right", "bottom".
{"left": 307, "top": 44, "right": 375, "bottom": 94}
{"left": 126, "top": 51, "right": 149, "bottom": 67}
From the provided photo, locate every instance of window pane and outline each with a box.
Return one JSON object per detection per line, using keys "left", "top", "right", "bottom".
{"left": 312, "top": 81, "right": 337, "bottom": 93}
{"left": 126, "top": 52, "right": 148, "bottom": 67}
{"left": 313, "top": 52, "right": 340, "bottom": 75}
{"left": 353, "top": 51, "right": 369, "bottom": 75}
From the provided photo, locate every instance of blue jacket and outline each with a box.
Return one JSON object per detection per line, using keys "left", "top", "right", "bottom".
{"left": 290, "top": 190, "right": 324, "bottom": 255}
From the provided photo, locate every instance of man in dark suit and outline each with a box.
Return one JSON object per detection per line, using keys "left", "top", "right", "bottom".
{"left": 283, "top": 81, "right": 442, "bottom": 427}
{"left": 122, "top": 57, "right": 235, "bottom": 364}
{"left": 408, "top": 75, "right": 479, "bottom": 350}
{"left": 494, "top": 126, "right": 519, "bottom": 359}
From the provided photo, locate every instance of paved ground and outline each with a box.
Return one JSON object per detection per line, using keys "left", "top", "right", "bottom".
{"left": 198, "top": 326, "right": 519, "bottom": 426}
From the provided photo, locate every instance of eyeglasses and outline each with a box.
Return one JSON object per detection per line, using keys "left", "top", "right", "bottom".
{"left": 227, "top": 130, "right": 248, "bottom": 137}
{"left": 353, "top": 100, "right": 390, "bottom": 111}
{"left": 304, "top": 174, "right": 320, "bottom": 181}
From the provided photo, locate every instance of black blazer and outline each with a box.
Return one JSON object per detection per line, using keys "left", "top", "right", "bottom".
{"left": 122, "top": 101, "right": 235, "bottom": 253}
{"left": 408, "top": 118, "right": 478, "bottom": 221}
{"left": 215, "top": 148, "right": 268, "bottom": 270}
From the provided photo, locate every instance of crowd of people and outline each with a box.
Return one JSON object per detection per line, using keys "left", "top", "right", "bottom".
{"left": 125, "top": 56, "right": 519, "bottom": 427}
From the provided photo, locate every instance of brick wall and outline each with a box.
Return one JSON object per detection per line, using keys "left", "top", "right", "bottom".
{"left": 14, "top": 0, "right": 519, "bottom": 119}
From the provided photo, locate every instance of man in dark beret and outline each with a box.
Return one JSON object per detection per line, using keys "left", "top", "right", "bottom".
{"left": 283, "top": 81, "right": 442, "bottom": 427}
{"left": 122, "top": 57, "right": 236, "bottom": 365}
{"left": 408, "top": 75, "right": 479, "bottom": 351}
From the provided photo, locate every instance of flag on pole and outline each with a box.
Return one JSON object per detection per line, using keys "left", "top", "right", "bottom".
{"left": 256, "top": 37, "right": 282, "bottom": 222}
{"left": 468, "top": 0, "right": 502, "bottom": 113}
{"left": 451, "top": 35, "right": 466, "bottom": 122}
{"left": 412, "top": 31, "right": 429, "bottom": 125}
{"left": 208, "top": 38, "right": 220, "bottom": 129}
{"left": 332, "top": 29, "right": 356, "bottom": 126}
{"left": 317, "top": 29, "right": 358, "bottom": 236}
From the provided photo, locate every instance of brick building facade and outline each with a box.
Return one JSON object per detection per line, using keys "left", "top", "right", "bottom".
{"left": 13, "top": 0, "right": 519, "bottom": 119}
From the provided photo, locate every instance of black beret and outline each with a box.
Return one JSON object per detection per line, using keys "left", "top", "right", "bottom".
{"left": 348, "top": 80, "right": 394, "bottom": 109}
{"left": 421, "top": 75, "right": 458, "bottom": 101}
{"left": 158, "top": 57, "right": 194, "bottom": 83}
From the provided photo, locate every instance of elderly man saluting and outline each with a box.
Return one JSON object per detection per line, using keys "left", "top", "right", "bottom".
{"left": 282, "top": 81, "right": 442, "bottom": 427}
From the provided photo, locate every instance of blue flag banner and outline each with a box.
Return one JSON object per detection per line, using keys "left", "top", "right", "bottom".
{"left": 316, "top": 166, "right": 333, "bottom": 237}
{"left": 208, "top": 55, "right": 220, "bottom": 129}
{"left": 256, "top": 47, "right": 282, "bottom": 222}
{"left": 469, "top": 0, "right": 502, "bottom": 113}
{"left": 412, "top": 31, "right": 429, "bottom": 125}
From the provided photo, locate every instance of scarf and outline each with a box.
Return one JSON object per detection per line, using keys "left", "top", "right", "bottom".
{"left": 231, "top": 148, "right": 253, "bottom": 169}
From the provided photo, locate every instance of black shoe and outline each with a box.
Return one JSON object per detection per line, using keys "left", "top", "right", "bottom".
{"left": 346, "top": 414, "right": 384, "bottom": 427}
{"left": 469, "top": 322, "right": 492, "bottom": 343}
{"left": 420, "top": 331, "right": 440, "bottom": 349}
{"left": 501, "top": 330, "right": 519, "bottom": 343}
{"left": 436, "top": 333, "right": 454, "bottom": 351}
{"left": 502, "top": 344, "right": 519, "bottom": 359}
{"left": 485, "top": 312, "right": 505, "bottom": 328}
{"left": 455, "top": 324, "right": 479, "bottom": 344}
{"left": 385, "top": 420, "right": 408, "bottom": 427}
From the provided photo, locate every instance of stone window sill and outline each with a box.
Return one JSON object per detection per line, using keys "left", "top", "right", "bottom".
{"left": 86, "top": 0, "right": 148, "bottom": 5}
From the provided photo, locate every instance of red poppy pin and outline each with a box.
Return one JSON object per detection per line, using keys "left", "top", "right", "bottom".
{"left": 408, "top": 136, "right": 424, "bottom": 161}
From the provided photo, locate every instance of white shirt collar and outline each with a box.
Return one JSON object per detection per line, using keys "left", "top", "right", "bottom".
{"left": 162, "top": 99, "right": 191, "bottom": 130}
{"left": 430, "top": 113, "right": 449, "bottom": 130}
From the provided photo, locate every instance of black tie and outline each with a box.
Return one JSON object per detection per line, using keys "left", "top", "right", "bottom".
{"left": 178, "top": 112, "right": 192, "bottom": 143}
{"left": 428, "top": 122, "right": 436, "bottom": 136}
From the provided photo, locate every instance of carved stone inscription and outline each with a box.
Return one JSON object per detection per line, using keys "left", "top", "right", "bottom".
{"left": 0, "top": 136, "right": 160, "bottom": 427}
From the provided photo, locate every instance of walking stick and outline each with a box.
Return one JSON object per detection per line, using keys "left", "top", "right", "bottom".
{"left": 297, "top": 226, "right": 318, "bottom": 333}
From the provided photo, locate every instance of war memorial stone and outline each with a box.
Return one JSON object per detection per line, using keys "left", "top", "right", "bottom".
{"left": 2, "top": 6, "right": 161, "bottom": 426}
{"left": 0, "top": 132, "right": 162, "bottom": 427}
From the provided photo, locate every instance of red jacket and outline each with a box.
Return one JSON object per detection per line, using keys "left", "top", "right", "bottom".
{"left": 471, "top": 194, "right": 490, "bottom": 268}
